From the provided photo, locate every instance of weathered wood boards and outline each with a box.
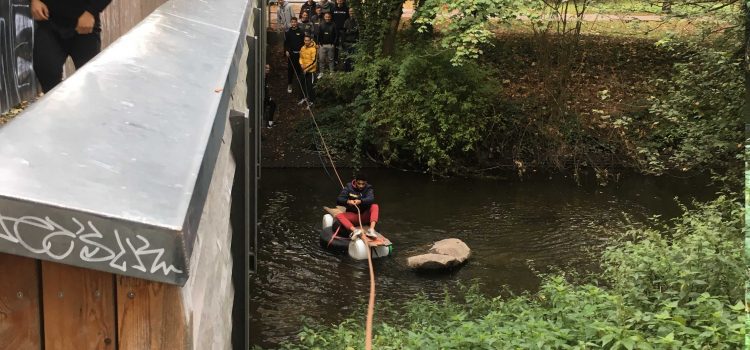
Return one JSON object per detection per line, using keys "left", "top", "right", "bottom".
{"left": 0, "top": 254, "right": 41, "bottom": 350}
{"left": 117, "top": 277, "right": 189, "bottom": 349}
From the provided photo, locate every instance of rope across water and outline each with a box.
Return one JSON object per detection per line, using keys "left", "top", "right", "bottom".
{"left": 286, "top": 53, "right": 376, "bottom": 350}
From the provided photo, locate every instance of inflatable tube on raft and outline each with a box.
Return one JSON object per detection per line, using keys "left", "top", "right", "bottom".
{"left": 319, "top": 214, "right": 393, "bottom": 259}
{"left": 319, "top": 221, "right": 351, "bottom": 251}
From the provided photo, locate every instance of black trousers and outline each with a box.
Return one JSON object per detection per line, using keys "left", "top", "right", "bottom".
{"left": 302, "top": 72, "right": 315, "bottom": 103}
{"left": 33, "top": 23, "right": 101, "bottom": 93}
{"left": 287, "top": 51, "right": 302, "bottom": 86}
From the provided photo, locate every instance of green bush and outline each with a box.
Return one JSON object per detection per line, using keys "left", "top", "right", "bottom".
{"left": 629, "top": 45, "right": 744, "bottom": 175}
{"left": 279, "top": 195, "right": 745, "bottom": 349}
{"left": 315, "top": 46, "right": 504, "bottom": 175}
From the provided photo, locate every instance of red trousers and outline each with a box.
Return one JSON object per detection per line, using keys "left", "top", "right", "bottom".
{"left": 335, "top": 204, "right": 379, "bottom": 231}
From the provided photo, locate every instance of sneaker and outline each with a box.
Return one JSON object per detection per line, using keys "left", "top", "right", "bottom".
{"left": 365, "top": 228, "right": 377, "bottom": 238}
{"left": 266, "top": 121, "right": 274, "bottom": 129}
{"left": 316, "top": 73, "right": 323, "bottom": 80}
{"left": 297, "top": 98, "right": 307, "bottom": 105}
{"left": 287, "top": 85, "right": 292, "bottom": 93}
{"left": 349, "top": 228, "right": 362, "bottom": 239}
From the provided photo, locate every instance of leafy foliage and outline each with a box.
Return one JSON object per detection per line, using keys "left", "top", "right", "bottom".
{"left": 629, "top": 47, "right": 744, "bottom": 174}
{"left": 279, "top": 195, "right": 745, "bottom": 349}
{"left": 315, "top": 45, "right": 504, "bottom": 175}
{"left": 414, "top": 0, "right": 519, "bottom": 65}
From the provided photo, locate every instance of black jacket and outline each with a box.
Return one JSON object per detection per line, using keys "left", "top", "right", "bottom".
{"left": 317, "top": 21, "right": 337, "bottom": 45}
{"left": 299, "top": 1, "right": 317, "bottom": 20}
{"left": 336, "top": 181, "right": 375, "bottom": 212}
{"left": 284, "top": 27, "right": 305, "bottom": 53}
{"left": 341, "top": 17, "right": 359, "bottom": 48}
{"left": 331, "top": 5, "right": 349, "bottom": 31}
{"left": 40, "top": 0, "right": 112, "bottom": 35}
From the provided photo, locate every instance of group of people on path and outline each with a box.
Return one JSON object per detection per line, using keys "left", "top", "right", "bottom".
{"left": 277, "top": 0, "right": 359, "bottom": 106}
{"left": 276, "top": 2, "right": 379, "bottom": 238}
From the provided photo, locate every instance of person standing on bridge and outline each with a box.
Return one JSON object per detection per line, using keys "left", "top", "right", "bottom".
{"left": 335, "top": 174, "right": 379, "bottom": 238}
{"left": 331, "top": 0, "right": 349, "bottom": 68}
{"left": 299, "top": 12, "right": 315, "bottom": 39}
{"left": 316, "top": 12, "right": 337, "bottom": 78}
{"left": 299, "top": 34, "right": 317, "bottom": 105}
{"left": 30, "top": 0, "right": 112, "bottom": 93}
{"left": 318, "top": 0, "right": 334, "bottom": 15}
{"left": 340, "top": 8, "right": 358, "bottom": 71}
{"left": 284, "top": 17, "right": 304, "bottom": 94}
{"left": 299, "top": 0, "right": 317, "bottom": 22}
{"left": 276, "top": 0, "right": 295, "bottom": 31}
{"left": 310, "top": 6, "right": 324, "bottom": 25}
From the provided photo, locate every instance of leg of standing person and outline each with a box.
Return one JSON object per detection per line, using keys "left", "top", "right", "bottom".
{"left": 287, "top": 54, "right": 295, "bottom": 88}
{"left": 305, "top": 72, "right": 315, "bottom": 103}
{"left": 300, "top": 72, "right": 309, "bottom": 104}
{"left": 33, "top": 24, "right": 70, "bottom": 93}
{"left": 317, "top": 46, "right": 326, "bottom": 76}
{"left": 334, "top": 45, "right": 339, "bottom": 70}
{"left": 264, "top": 98, "right": 276, "bottom": 128}
{"left": 326, "top": 45, "right": 334, "bottom": 73}
{"left": 68, "top": 32, "right": 101, "bottom": 69}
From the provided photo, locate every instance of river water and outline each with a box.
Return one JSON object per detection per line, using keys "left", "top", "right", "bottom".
{"left": 249, "top": 168, "right": 715, "bottom": 348}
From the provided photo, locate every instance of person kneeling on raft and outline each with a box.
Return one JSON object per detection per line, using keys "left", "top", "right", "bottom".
{"left": 336, "top": 174, "right": 379, "bottom": 238}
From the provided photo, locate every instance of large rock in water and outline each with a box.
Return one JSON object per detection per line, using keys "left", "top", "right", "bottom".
{"left": 407, "top": 238, "right": 471, "bottom": 270}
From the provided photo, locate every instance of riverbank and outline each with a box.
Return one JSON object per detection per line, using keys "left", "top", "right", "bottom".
{"left": 261, "top": 30, "right": 675, "bottom": 172}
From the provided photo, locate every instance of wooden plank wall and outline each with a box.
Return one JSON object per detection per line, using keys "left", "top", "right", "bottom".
{"left": 41, "top": 263, "right": 116, "bottom": 350}
{"left": 0, "top": 255, "right": 41, "bottom": 350}
{"left": 0, "top": 253, "right": 191, "bottom": 350}
{"left": 117, "top": 277, "right": 188, "bottom": 349}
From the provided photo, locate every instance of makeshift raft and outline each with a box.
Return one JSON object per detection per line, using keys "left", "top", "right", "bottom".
{"left": 320, "top": 206, "right": 393, "bottom": 260}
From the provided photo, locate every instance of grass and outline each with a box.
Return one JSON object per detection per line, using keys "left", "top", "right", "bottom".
{"left": 496, "top": 17, "right": 714, "bottom": 39}
{"left": 514, "top": 0, "right": 740, "bottom": 16}
{"left": 588, "top": 0, "right": 740, "bottom": 16}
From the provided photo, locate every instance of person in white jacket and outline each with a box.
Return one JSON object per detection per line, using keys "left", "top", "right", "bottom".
{"left": 276, "top": 0, "right": 295, "bottom": 31}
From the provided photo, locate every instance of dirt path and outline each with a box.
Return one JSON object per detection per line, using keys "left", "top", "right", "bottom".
{"left": 262, "top": 32, "right": 323, "bottom": 167}
{"left": 262, "top": 32, "right": 366, "bottom": 169}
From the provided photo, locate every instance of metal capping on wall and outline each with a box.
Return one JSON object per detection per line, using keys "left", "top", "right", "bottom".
{"left": 0, "top": 0, "right": 250, "bottom": 286}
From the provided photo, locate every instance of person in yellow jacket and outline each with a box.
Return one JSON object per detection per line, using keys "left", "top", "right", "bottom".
{"left": 299, "top": 35, "right": 318, "bottom": 106}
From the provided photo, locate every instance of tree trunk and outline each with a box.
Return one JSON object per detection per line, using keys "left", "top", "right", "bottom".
{"left": 661, "top": 0, "right": 672, "bottom": 14}
{"left": 381, "top": 0, "right": 404, "bottom": 56}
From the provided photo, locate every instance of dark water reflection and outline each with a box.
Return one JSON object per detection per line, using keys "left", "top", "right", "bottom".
{"left": 250, "top": 168, "right": 716, "bottom": 348}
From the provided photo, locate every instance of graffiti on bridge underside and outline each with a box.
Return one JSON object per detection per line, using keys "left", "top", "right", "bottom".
{"left": 0, "top": 212, "right": 184, "bottom": 277}
{"left": 0, "top": 0, "right": 37, "bottom": 113}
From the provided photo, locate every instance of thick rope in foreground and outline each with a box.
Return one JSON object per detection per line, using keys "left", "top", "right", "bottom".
{"left": 287, "top": 53, "right": 375, "bottom": 350}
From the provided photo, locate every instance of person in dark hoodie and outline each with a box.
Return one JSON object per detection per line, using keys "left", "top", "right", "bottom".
{"left": 30, "top": 0, "right": 112, "bottom": 92}
{"left": 284, "top": 17, "right": 305, "bottom": 95}
{"left": 315, "top": 12, "right": 337, "bottom": 78}
{"left": 299, "top": 0, "right": 317, "bottom": 21}
{"left": 331, "top": 0, "right": 349, "bottom": 33}
{"left": 331, "top": 0, "right": 349, "bottom": 66}
{"left": 340, "top": 7, "right": 358, "bottom": 71}
{"left": 335, "top": 174, "right": 379, "bottom": 238}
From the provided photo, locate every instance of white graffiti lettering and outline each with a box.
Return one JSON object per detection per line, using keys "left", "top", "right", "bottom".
{"left": 0, "top": 212, "right": 183, "bottom": 277}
